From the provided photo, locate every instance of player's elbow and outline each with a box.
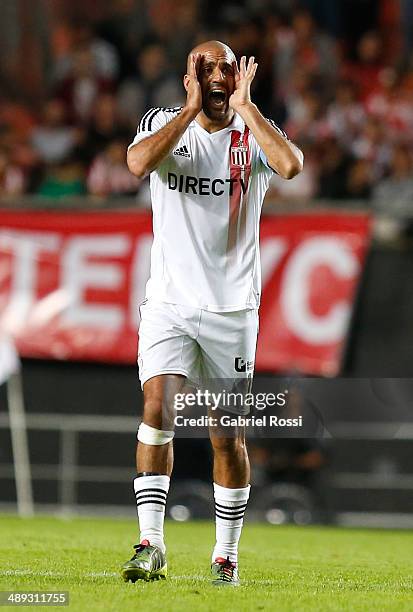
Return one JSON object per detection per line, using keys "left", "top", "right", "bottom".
{"left": 283, "top": 159, "right": 303, "bottom": 180}
{"left": 127, "top": 149, "right": 148, "bottom": 179}
{"left": 280, "top": 151, "right": 304, "bottom": 180}
{"left": 127, "top": 159, "right": 147, "bottom": 179}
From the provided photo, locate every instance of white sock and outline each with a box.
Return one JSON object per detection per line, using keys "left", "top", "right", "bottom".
{"left": 212, "top": 482, "right": 251, "bottom": 564}
{"left": 134, "top": 475, "right": 170, "bottom": 554}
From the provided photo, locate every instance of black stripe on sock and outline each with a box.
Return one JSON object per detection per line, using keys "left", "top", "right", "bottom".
{"left": 135, "top": 488, "right": 168, "bottom": 495}
{"left": 215, "top": 512, "right": 245, "bottom": 521}
{"left": 135, "top": 493, "right": 167, "bottom": 502}
{"left": 214, "top": 501, "right": 247, "bottom": 511}
{"left": 136, "top": 500, "right": 166, "bottom": 508}
{"left": 215, "top": 508, "right": 245, "bottom": 516}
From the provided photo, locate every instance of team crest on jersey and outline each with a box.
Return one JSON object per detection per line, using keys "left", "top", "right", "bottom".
{"left": 231, "top": 145, "right": 248, "bottom": 167}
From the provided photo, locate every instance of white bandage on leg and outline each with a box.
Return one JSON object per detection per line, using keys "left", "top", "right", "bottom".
{"left": 137, "top": 422, "right": 174, "bottom": 445}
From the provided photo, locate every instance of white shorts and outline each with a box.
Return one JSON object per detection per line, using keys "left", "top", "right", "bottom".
{"left": 138, "top": 300, "right": 259, "bottom": 389}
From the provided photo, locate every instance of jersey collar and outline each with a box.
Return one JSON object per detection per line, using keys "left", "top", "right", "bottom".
{"left": 191, "top": 112, "right": 245, "bottom": 135}
{"left": 228, "top": 113, "right": 245, "bottom": 131}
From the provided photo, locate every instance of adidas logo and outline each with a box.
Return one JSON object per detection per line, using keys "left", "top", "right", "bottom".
{"left": 173, "top": 145, "right": 191, "bottom": 158}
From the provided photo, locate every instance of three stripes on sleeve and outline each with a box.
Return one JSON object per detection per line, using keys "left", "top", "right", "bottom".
{"left": 138, "top": 107, "right": 182, "bottom": 133}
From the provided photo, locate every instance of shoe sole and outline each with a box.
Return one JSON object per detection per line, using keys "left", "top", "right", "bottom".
{"left": 121, "top": 564, "right": 167, "bottom": 583}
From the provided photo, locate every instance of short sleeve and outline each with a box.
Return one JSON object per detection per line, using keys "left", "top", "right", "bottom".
{"left": 259, "top": 118, "right": 290, "bottom": 173}
{"left": 128, "top": 107, "right": 182, "bottom": 151}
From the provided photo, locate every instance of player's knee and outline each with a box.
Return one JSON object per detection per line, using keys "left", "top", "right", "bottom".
{"left": 142, "top": 393, "right": 176, "bottom": 430}
{"left": 142, "top": 375, "right": 182, "bottom": 427}
{"left": 143, "top": 394, "right": 163, "bottom": 421}
{"left": 137, "top": 422, "right": 174, "bottom": 446}
{"left": 210, "top": 435, "right": 245, "bottom": 455}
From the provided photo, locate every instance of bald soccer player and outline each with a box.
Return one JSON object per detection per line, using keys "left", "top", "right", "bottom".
{"left": 121, "top": 41, "right": 303, "bottom": 586}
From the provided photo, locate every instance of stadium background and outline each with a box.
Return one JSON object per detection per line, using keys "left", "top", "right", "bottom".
{"left": 0, "top": 0, "right": 413, "bottom": 529}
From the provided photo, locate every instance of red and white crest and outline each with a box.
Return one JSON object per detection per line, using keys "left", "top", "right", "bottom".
{"left": 231, "top": 145, "right": 248, "bottom": 167}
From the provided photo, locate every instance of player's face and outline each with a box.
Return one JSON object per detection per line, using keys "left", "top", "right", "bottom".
{"left": 198, "top": 51, "right": 236, "bottom": 121}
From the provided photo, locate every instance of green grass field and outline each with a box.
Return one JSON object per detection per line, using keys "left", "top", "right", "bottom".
{"left": 0, "top": 516, "right": 412, "bottom": 611}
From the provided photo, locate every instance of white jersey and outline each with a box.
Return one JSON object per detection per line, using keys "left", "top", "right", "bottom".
{"left": 129, "top": 107, "right": 287, "bottom": 312}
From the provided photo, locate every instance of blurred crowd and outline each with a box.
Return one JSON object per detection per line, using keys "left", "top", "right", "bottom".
{"left": 1, "top": 0, "right": 413, "bottom": 214}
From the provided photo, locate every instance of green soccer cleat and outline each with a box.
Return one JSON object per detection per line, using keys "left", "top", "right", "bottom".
{"left": 121, "top": 539, "right": 167, "bottom": 583}
{"left": 211, "top": 556, "right": 240, "bottom": 587}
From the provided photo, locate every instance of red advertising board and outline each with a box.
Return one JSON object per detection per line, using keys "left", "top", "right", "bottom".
{"left": 0, "top": 210, "right": 371, "bottom": 375}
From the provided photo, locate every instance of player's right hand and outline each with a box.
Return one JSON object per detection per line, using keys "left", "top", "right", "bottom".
{"left": 184, "top": 53, "right": 202, "bottom": 117}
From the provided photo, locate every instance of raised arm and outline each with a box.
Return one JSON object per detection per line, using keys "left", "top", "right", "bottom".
{"left": 230, "top": 56, "right": 304, "bottom": 180}
{"left": 127, "top": 54, "right": 202, "bottom": 179}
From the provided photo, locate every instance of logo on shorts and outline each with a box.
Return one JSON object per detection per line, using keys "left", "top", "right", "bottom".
{"left": 234, "top": 357, "right": 254, "bottom": 373}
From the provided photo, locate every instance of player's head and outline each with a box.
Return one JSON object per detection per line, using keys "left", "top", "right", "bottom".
{"left": 184, "top": 40, "right": 236, "bottom": 121}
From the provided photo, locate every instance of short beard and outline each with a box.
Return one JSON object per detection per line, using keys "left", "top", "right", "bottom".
{"left": 202, "top": 102, "right": 228, "bottom": 121}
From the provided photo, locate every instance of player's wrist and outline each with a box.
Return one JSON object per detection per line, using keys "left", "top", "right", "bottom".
{"left": 231, "top": 100, "right": 256, "bottom": 116}
{"left": 182, "top": 104, "right": 200, "bottom": 121}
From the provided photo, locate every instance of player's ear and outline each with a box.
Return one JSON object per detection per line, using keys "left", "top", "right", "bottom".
{"left": 183, "top": 74, "right": 190, "bottom": 92}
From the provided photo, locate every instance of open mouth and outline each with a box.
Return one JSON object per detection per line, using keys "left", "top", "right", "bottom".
{"left": 208, "top": 88, "right": 227, "bottom": 109}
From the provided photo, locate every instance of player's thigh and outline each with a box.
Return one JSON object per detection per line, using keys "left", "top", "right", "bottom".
{"left": 142, "top": 373, "right": 187, "bottom": 430}
{"left": 138, "top": 300, "right": 200, "bottom": 387}
{"left": 199, "top": 308, "right": 258, "bottom": 380}
{"left": 198, "top": 309, "right": 258, "bottom": 416}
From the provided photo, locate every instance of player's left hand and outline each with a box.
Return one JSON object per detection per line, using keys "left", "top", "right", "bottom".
{"left": 229, "top": 56, "right": 258, "bottom": 111}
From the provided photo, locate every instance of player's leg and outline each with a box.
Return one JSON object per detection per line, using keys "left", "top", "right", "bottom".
{"left": 122, "top": 300, "right": 199, "bottom": 583}
{"left": 198, "top": 308, "right": 258, "bottom": 585}
{"left": 136, "top": 374, "right": 178, "bottom": 476}
{"left": 122, "top": 374, "right": 183, "bottom": 582}
{"left": 211, "top": 420, "right": 249, "bottom": 487}
{"left": 135, "top": 375, "right": 183, "bottom": 543}
{"left": 209, "top": 420, "right": 250, "bottom": 586}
